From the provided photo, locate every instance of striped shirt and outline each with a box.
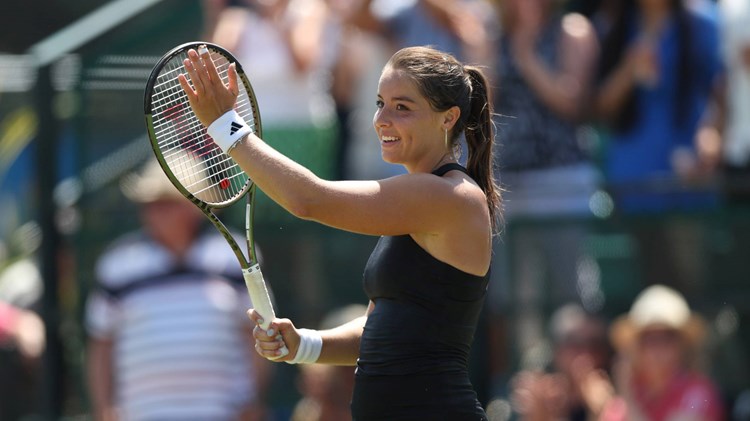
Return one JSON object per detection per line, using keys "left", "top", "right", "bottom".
{"left": 85, "top": 230, "right": 258, "bottom": 420}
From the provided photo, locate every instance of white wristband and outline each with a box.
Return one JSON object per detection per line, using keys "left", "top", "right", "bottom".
{"left": 286, "top": 328, "right": 322, "bottom": 364}
{"left": 207, "top": 109, "right": 252, "bottom": 154}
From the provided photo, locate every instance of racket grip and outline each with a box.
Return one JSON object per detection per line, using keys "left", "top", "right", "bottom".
{"left": 242, "top": 264, "right": 289, "bottom": 358}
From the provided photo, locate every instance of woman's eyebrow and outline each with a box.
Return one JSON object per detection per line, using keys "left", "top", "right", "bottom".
{"left": 377, "top": 94, "right": 418, "bottom": 104}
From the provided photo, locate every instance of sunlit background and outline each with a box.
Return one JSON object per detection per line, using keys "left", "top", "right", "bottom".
{"left": 1, "top": 0, "right": 749, "bottom": 420}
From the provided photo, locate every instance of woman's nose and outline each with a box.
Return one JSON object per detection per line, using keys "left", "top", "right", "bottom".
{"left": 373, "top": 109, "right": 390, "bottom": 128}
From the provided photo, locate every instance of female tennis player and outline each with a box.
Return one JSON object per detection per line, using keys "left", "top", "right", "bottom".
{"left": 179, "top": 45, "right": 500, "bottom": 420}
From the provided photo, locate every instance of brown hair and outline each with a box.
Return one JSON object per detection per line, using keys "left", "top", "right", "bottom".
{"left": 385, "top": 46, "right": 501, "bottom": 230}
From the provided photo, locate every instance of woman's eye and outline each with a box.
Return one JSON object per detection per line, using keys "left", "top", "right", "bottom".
{"left": 375, "top": 100, "right": 384, "bottom": 108}
{"left": 396, "top": 104, "right": 408, "bottom": 111}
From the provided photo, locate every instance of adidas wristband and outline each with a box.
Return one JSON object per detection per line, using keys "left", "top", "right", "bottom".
{"left": 207, "top": 109, "right": 252, "bottom": 154}
{"left": 286, "top": 328, "right": 322, "bottom": 364}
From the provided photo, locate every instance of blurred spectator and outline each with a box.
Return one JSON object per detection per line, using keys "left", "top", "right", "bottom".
{"left": 510, "top": 303, "right": 611, "bottom": 421}
{"left": 593, "top": 0, "right": 722, "bottom": 294}
{"left": 595, "top": 0, "right": 722, "bottom": 210}
{"left": 0, "top": 238, "right": 45, "bottom": 420}
{"left": 85, "top": 158, "right": 272, "bottom": 421}
{"left": 211, "top": 0, "right": 338, "bottom": 188}
{"left": 486, "top": 0, "right": 601, "bottom": 390}
{"left": 581, "top": 285, "right": 725, "bottom": 421}
{"left": 290, "top": 303, "right": 366, "bottom": 421}
{"left": 349, "top": 0, "right": 497, "bottom": 66}
{"left": 322, "top": 0, "right": 372, "bottom": 180}
{"left": 696, "top": 0, "right": 750, "bottom": 206}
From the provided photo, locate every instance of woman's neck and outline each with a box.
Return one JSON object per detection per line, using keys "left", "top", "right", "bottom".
{"left": 430, "top": 153, "right": 457, "bottom": 172}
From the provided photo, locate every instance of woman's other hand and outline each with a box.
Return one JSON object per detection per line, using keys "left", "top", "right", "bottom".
{"left": 247, "top": 308, "right": 297, "bottom": 362}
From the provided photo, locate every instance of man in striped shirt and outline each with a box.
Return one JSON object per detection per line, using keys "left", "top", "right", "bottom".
{"left": 85, "top": 159, "right": 272, "bottom": 421}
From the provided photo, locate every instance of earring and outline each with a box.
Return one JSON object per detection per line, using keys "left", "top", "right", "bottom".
{"left": 444, "top": 128, "right": 448, "bottom": 149}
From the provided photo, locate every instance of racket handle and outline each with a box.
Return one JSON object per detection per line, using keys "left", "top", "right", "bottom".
{"left": 243, "top": 264, "right": 289, "bottom": 358}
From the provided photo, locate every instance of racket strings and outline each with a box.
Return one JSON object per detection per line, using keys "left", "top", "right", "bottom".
{"left": 149, "top": 49, "right": 255, "bottom": 206}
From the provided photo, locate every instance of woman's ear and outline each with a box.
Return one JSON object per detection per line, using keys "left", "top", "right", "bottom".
{"left": 442, "top": 106, "right": 461, "bottom": 131}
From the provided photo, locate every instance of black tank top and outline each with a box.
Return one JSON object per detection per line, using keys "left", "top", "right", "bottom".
{"left": 352, "top": 164, "right": 489, "bottom": 420}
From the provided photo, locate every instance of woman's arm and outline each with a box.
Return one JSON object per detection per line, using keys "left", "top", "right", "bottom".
{"left": 346, "top": 0, "right": 385, "bottom": 36}
{"left": 595, "top": 37, "right": 658, "bottom": 123}
{"left": 316, "top": 302, "right": 373, "bottom": 365}
{"left": 512, "top": 12, "right": 599, "bottom": 121}
{"left": 178, "top": 48, "right": 484, "bottom": 237}
{"left": 210, "top": 6, "right": 248, "bottom": 53}
{"left": 277, "top": 0, "right": 329, "bottom": 73}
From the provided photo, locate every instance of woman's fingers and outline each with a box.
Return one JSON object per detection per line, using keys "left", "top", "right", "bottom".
{"left": 227, "top": 63, "right": 239, "bottom": 97}
{"left": 177, "top": 73, "right": 196, "bottom": 101}
{"left": 252, "top": 324, "right": 287, "bottom": 359}
{"left": 247, "top": 310, "right": 290, "bottom": 360}
{"left": 198, "top": 46, "right": 222, "bottom": 88}
{"left": 246, "top": 308, "right": 263, "bottom": 325}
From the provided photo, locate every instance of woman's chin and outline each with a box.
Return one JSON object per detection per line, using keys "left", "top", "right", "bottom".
{"left": 380, "top": 152, "right": 400, "bottom": 165}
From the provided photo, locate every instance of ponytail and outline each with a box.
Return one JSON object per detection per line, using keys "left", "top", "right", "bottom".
{"left": 464, "top": 66, "right": 502, "bottom": 232}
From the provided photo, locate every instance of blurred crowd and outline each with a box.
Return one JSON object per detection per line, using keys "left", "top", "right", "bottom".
{"left": 2, "top": 0, "right": 750, "bottom": 419}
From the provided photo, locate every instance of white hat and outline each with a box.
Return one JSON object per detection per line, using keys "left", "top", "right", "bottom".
{"left": 611, "top": 285, "right": 706, "bottom": 350}
{"left": 120, "top": 158, "right": 186, "bottom": 204}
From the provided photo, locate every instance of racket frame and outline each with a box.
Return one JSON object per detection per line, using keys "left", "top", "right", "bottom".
{"left": 143, "top": 41, "right": 263, "bottom": 269}
{"left": 144, "top": 42, "right": 286, "bottom": 349}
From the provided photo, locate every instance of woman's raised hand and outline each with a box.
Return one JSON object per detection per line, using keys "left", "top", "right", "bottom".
{"left": 178, "top": 46, "right": 240, "bottom": 127}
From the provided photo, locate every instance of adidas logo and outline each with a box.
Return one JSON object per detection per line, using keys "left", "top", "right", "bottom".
{"left": 230, "top": 121, "right": 244, "bottom": 136}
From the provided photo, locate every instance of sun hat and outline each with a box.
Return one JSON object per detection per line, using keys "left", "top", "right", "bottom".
{"left": 610, "top": 284, "right": 707, "bottom": 351}
{"left": 120, "top": 158, "right": 186, "bottom": 204}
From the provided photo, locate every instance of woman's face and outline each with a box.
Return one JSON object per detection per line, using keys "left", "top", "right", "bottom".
{"left": 634, "top": 327, "right": 686, "bottom": 380}
{"left": 142, "top": 198, "right": 202, "bottom": 252}
{"left": 373, "top": 67, "right": 445, "bottom": 172}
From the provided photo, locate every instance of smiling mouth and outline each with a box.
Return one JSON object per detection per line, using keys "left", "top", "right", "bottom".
{"left": 381, "top": 136, "right": 400, "bottom": 143}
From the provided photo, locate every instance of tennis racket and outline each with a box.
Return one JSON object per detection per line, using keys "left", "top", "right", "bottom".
{"left": 143, "top": 41, "right": 287, "bottom": 356}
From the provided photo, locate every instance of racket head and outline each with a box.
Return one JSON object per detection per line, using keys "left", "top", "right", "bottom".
{"left": 144, "top": 41, "right": 262, "bottom": 209}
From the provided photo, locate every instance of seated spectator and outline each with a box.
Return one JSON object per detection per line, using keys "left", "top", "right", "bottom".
{"left": 581, "top": 285, "right": 725, "bottom": 421}
{"left": 510, "top": 303, "right": 611, "bottom": 421}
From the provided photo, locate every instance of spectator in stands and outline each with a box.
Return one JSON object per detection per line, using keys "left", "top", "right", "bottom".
{"left": 696, "top": 0, "right": 750, "bottom": 206}
{"left": 510, "top": 303, "right": 612, "bottom": 421}
{"left": 486, "top": 0, "right": 601, "bottom": 392}
{"left": 85, "top": 158, "right": 272, "bottom": 421}
{"left": 580, "top": 285, "right": 725, "bottom": 421}
{"left": 0, "top": 236, "right": 45, "bottom": 420}
{"left": 595, "top": 0, "right": 722, "bottom": 211}
{"left": 211, "top": 0, "right": 338, "bottom": 190}
{"left": 348, "top": 0, "right": 496, "bottom": 66}
{"left": 593, "top": 0, "right": 722, "bottom": 293}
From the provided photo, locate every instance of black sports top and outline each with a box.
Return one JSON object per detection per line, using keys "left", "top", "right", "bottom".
{"left": 352, "top": 164, "right": 489, "bottom": 420}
